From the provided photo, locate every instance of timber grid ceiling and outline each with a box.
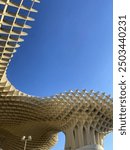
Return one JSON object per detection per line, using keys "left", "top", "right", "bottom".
{"left": 0, "top": 0, "right": 113, "bottom": 150}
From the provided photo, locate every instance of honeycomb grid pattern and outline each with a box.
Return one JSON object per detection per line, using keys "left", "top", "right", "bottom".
{"left": 0, "top": 1, "right": 113, "bottom": 150}
{"left": 0, "top": 0, "right": 39, "bottom": 96}
{"left": 0, "top": 90, "right": 112, "bottom": 149}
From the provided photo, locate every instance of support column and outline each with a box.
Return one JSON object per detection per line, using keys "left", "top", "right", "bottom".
{"left": 76, "top": 144, "right": 104, "bottom": 150}
{"left": 91, "top": 128, "right": 96, "bottom": 145}
{"left": 64, "top": 127, "right": 75, "bottom": 150}
{"left": 75, "top": 126, "right": 104, "bottom": 150}
{"left": 64, "top": 123, "right": 104, "bottom": 150}
{"left": 86, "top": 126, "right": 91, "bottom": 145}
{"left": 75, "top": 126, "right": 79, "bottom": 148}
{"left": 99, "top": 133, "right": 104, "bottom": 147}
{"left": 77, "top": 123, "right": 84, "bottom": 147}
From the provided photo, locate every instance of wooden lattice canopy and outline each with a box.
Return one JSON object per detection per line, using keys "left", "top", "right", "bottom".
{"left": 0, "top": 1, "right": 113, "bottom": 150}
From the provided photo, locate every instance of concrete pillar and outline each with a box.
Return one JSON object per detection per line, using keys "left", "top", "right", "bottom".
{"left": 86, "top": 126, "right": 91, "bottom": 145}
{"left": 76, "top": 144, "right": 104, "bottom": 150}
{"left": 77, "top": 124, "right": 84, "bottom": 147}
{"left": 75, "top": 126, "right": 79, "bottom": 148}
{"left": 64, "top": 127, "right": 75, "bottom": 150}
{"left": 83, "top": 127, "right": 87, "bottom": 145}
{"left": 95, "top": 132, "right": 100, "bottom": 145}
{"left": 64, "top": 123, "right": 104, "bottom": 150}
{"left": 99, "top": 133, "right": 104, "bottom": 147}
{"left": 91, "top": 129, "right": 96, "bottom": 145}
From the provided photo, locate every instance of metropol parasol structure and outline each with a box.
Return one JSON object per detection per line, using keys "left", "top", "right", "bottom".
{"left": 0, "top": 0, "right": 113, "bottom": 150}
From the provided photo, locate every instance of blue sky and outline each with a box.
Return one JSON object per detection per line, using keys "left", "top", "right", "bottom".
{"left": 7, "top": 0, "right": 113, "bottom": 149}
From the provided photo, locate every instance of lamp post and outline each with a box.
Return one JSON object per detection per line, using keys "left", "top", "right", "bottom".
{"left": 21, "top": 136, "right": 32, "bottom": 150}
